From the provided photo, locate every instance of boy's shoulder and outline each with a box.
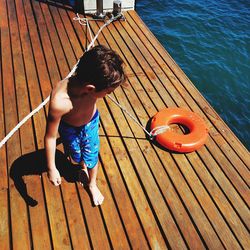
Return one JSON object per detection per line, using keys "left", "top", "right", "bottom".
{"left": 49, "top": 79, "right": 72, "bottom": 118}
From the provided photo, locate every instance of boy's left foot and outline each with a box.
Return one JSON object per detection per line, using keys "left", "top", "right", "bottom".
{"left": 89, "top": 184, "right": 104, "bottom": 206}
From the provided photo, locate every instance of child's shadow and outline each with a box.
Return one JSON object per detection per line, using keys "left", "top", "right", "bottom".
{"left": 10, "top": 149, "right": 85, "bottom": 207}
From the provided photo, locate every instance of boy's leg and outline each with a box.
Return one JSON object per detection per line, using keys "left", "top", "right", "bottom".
{"left": 88, "top": 163, "right": 104, "bottom": 206}
{"left": 78, "top": 161, "right": 89, "bottom": 186}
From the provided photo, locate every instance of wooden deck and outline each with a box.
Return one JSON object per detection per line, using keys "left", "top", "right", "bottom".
{"left": 0, "top": 0, "right": 249, "bottom": 249}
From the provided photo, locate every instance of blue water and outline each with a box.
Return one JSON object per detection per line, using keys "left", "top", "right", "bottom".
{"left": 136, "top": 0, "right": 250, "bottom": 150}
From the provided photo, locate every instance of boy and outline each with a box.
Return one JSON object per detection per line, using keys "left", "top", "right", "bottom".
{"left": 44, "top": 45, "right": 126, "bottom": 206}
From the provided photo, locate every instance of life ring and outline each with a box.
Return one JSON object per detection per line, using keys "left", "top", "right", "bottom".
{"left": 151, "top": 107, "right": 208, "bottom": 153}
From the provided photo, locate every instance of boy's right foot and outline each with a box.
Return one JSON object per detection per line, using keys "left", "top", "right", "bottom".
{"left": 89, "top": 184, "right": 104, "bottom": 206}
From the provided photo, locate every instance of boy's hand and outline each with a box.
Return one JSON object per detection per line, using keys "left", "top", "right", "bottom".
{"left": 47, "top": 168, "right": 62, "bottom": 186}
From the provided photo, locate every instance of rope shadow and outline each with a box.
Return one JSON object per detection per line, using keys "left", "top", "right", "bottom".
{"left": 10, "top": 148, "right": 84, "bottom": 207}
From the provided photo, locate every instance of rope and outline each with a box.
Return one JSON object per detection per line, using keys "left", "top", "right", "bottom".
{"left": 106, "top": 95, "right": 170, "bottom": 139}
{"left": 106, "top": 95, "right": 151, "bottom": 137}
{"left": 0, "top": 12, "right": 168, "bottom": 149}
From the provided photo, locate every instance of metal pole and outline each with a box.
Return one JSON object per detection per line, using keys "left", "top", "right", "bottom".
{"left": 96, "top": 0, "right": 104, "bottom": 17}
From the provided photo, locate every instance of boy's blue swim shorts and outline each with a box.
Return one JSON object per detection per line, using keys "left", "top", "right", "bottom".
{"left": 58, "top": 110, "right": 100, "bottom": 168}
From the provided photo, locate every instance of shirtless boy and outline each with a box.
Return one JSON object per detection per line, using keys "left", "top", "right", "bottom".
{"left": 44, "top": 45, "right": 126, "bottom": 206}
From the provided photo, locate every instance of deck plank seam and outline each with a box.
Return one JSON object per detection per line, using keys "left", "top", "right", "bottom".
{"left": 136, "top": 141, "right": 193, "bottom": 249}
{"left": 74, "top": 183, "right": 94, "bottom": 249}
{"left": 204, "top": 143, "right": 249, "bottom": 207}
{"left": 170, "top": 154, "right": 234, "bottom": 248}
{"left": 45, "top": 1, "right": 74, "bottom": 78}
{"left": 100, "top": 100, "right": 181, "bottom": 247}
{"left": 49, "top": 2, "right": 80, "bottom": 68}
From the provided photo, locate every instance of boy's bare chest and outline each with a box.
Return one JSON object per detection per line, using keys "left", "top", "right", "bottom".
{"left": 62, "top": 97, "right": 96, "bottom": 126}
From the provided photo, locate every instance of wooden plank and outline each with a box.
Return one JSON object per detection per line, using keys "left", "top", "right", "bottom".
{"left": 39, "top": 2, "right": 71, "bottom": 80}
{"left": 187, "top": 151, "right": 250, "bottom": 248}
{"left": 196, "top": 147, "right": 250, "bottom": 227}
{"left": 0, "top": 22, "right": 10, "bottom": 250}
{"left": 60, "top": 179, "right": 92, "bottom": 250}
{"left": 0, "top": 189, "right": 9, "bottom": 250}
{"left": 154, "top": 147, "right": 225, "bottom": 249}
{"left": 29, "top": 0, "right": 61, "bottom": 88}
{"left": 46, "top": 2, "right": 78, "bottom": 73}
{"left": 77, "top": 181, "right": 111, "bottom": 249}
{"left": 124, "top": 138, "right": 189, "bottom": 249}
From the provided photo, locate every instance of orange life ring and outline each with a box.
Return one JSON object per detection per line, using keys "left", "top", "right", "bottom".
{"left": 151, "top": 107, "right": 208, "bottom": 153}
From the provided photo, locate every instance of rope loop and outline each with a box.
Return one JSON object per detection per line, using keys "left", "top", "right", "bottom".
{"left": 149, "top": 125, "right": 170, "bottom": 140}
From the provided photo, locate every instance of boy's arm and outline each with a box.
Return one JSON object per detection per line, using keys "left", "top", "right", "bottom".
{"left": 44, "top": 105, "right": 63, "bottom": 186}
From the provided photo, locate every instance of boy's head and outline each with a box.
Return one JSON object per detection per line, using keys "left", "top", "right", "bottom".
{"left": 74, "top": 45, "right": 126, "bottom": 92}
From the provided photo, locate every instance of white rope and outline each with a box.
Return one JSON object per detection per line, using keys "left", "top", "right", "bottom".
{"left": 0, "top": 12, "right": 167, "bottom": 149}
{"left": 0, "top": 96, "right": 50, "bottom": 148}
{"left": 107, "top": 94, "right": 152, "bottom": 137}
{"left": 87, "top": 14, "right": 123, "bottom": 51}
{"left": 107, "top": 95, "right": 170, "bottom": 139}
{"left": 149, "top": 125, "right": 170, "bottom": 137}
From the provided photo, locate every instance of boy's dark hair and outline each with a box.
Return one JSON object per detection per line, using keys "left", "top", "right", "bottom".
{"left": 75, "top": 45, "right": 126, "bottom": 92}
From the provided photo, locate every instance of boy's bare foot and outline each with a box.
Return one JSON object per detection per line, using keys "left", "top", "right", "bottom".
{"left": 89, "top": 184, "right": 104, "bottom": 206}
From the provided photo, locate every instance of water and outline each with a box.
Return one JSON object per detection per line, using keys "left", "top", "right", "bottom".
{"left": 136, "top": 0, "right": 250, "bottom": 150}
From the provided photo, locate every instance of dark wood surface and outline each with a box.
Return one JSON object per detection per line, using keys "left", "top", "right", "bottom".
{"left": 0, "top": 0, "right": 249, "bottom": 249}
